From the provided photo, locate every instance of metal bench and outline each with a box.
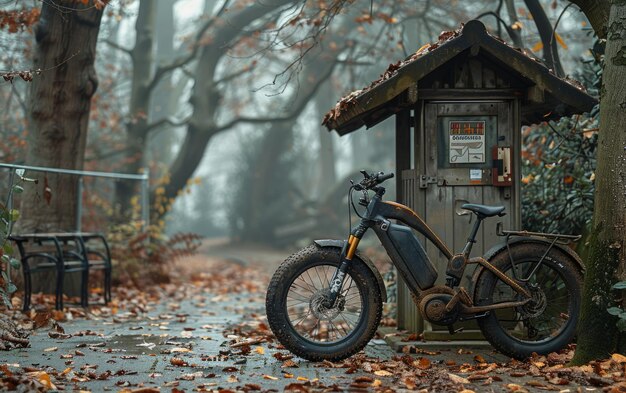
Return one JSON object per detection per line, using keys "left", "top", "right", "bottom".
{"left": 10, "top": 232, "right": 112, "bottom": 310}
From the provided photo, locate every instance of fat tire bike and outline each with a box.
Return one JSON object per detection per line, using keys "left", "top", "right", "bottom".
{"left": 266, "top": 171, "right": 583, "bottom": 361}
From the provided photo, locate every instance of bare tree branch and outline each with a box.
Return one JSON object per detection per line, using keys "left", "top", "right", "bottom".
{"left": 145, "top": 116, "right": 191, "bottom": 132}
{"left": 215, "top": 66, "right": 256, "bottom": 85}
{"left": 215, "top": 57, "right": 338, "bottom": 132}
{"left": 504, "top": 0, "right": 524, "bottom": 48}
{"left": 524, "top": 0, "right": 565, "bottom": 77}
{"left": 104, "top": 39, "right": 132, "bottom": 56}
{"left": 146, "top": 0, "right": 232, "bottom": 93}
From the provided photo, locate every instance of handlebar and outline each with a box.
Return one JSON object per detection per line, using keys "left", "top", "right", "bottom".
{"left": 353, "top": 170, "right": 394, "bottom": 191}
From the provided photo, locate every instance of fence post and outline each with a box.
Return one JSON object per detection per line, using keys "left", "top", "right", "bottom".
{"left": 6, "top": 168, "right": 15, "bottom": 278}
{"left": 141, "top": 168, "right": 150, "bottom": 232}
{"left": 76, "top": 176, "right": 84, "bottom": 232}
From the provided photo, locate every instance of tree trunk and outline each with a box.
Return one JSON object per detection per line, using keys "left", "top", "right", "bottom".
{"left": 239, "top": 122, "right": 294, "bottom": 243}
{"left": 147, "top": 0, "right": 177, "bottom": 168}
{"left": 569, "top": 0, "right": 611, "bottom": 39}
{"left": 114, "top": 0, "right": 157, "bottom": 215}
{"left": 20, "top": 1, "right": 104, "bottom": 232}
{"left": 159, "top": 0, "right": 295, "bottom": 208}
{"left": 571, "top": 0, "right": 626, "bottom": 364}
{"left": 315, "top": 81, "right": 337, "bottom": 191}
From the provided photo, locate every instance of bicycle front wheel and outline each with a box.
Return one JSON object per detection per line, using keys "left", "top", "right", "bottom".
{"left": 266, "top": 244, "right": 382, "bottom": 361}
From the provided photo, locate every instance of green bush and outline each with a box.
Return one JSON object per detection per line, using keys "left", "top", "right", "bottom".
{"left": 0, "top": 170, "right": 34, "bottom": 307}
{"left": 521, "top": 111, "right": 598, "bottom": 235}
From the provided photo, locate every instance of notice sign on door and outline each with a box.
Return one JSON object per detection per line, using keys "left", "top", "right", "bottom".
{"left": 449, "top": 120, "right": 485, "bottom": 164}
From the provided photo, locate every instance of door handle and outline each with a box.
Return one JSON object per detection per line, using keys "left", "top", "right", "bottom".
{"left": 455, "top": 199, "right": 473, "bottom": 222}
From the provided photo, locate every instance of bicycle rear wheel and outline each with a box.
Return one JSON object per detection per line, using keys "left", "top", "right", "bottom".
{"left": 474, "top": 243, "right": 582, "bottom": 359}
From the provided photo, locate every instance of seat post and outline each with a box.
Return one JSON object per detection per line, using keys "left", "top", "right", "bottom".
{"left": 462, "top": 214, "right": 484, "bottom": 257}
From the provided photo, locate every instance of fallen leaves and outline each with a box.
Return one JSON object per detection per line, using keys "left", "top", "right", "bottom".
{"left": 169, "top": 357, "right": 188, "bottom": 367}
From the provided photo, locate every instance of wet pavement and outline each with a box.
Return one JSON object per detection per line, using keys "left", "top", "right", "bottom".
{"left": 1, "top": 245, "right": 600, "bottom": 392}
{"left": 3, "top": 290, "right": 400, "bottom": 391}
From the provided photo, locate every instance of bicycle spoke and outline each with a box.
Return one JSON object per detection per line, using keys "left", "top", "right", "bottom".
{"left": 285, "top": 264, "right": 364, "bottom": 344}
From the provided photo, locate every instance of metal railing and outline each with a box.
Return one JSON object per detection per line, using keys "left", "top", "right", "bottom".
{"left": 0, "top": 163, "right": 150, "bottom": 232}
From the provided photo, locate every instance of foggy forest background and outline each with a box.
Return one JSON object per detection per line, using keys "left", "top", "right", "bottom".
{"left": 0, "top": 0, "right": 598, "bottom": 251}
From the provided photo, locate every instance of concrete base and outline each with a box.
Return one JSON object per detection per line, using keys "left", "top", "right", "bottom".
{"left": 378, "top": 326, "right": 492, "bottom": 352}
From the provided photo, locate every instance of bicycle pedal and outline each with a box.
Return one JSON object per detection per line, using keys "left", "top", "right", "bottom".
{"left": 447, "top": 325, "right": 464, "bottom": 335}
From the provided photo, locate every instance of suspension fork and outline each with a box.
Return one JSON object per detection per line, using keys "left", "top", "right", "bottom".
{"left": 326, "top": 224, "right": 367, "bottom": 306}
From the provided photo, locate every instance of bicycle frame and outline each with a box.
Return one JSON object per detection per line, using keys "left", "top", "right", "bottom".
{"left": 326, "top": 189, "right": 531, "bottom": 316}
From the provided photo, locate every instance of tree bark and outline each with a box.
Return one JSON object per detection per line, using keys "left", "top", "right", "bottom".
{"left": 569, "top": 0, "right": 611, "bottom": 39}
{"left": 572, "top": 0, "right": 626, "bottom": 364}
{"left": 20, "top": 1, "right": 104, "bottom": 232}
{"left": 0, "top": 314, "right": 28, "bottom": 351}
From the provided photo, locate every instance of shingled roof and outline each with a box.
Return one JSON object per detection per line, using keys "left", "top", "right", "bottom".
{"left": 323, "top": 20, "right": 598, "bottom": 135}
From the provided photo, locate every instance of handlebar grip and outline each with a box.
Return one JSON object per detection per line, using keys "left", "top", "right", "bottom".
{"left": 376, "top": 172, "right": 394, "bottom": 183}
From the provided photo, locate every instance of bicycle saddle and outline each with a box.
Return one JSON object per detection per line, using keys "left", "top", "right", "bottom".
{"left": 461, "top": 203, "right": 506, "bottom": 217}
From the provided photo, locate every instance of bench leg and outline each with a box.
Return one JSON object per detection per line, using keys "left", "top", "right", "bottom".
{"left": 104, "top": 268, "right": 111, "bottom": 304}
{"left": 22, "top": 271, "right": 31, "bottom": 311}
{"left": 56, "top": 269, "right": 64, "bottom": 310}
{"left": 82, "top": 268, "right": 89, "bottom": 307}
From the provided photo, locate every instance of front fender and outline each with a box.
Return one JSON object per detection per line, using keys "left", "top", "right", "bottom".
{"left": 314, "top": 239, "right": 387, "bottom": 302}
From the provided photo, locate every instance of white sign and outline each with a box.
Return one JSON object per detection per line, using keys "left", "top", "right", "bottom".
{"left": 449, "top": 120, "right": 486, "bottom": 164}
{"left": 469, "top": 169, "right": 482, "bottom": 181}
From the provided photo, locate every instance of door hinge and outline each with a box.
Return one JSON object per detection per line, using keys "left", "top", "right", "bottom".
{"left": 419, "top": 175, "right": 438, "bottom": 189}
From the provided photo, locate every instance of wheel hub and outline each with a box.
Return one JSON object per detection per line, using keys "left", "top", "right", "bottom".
{"left": 310, "top": 289, "right": 346, "bottom": 320}
{"left": 519, "top": 285, "right": 547, "bottom": 319}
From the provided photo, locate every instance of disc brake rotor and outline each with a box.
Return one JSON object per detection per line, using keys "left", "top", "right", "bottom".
{"left": 310, "top": 289, "right": 346, "bottom": 320}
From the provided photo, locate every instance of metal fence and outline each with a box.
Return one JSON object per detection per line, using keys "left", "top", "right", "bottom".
{"left": 0, "top": 163, "right": 150, "bottom": 233}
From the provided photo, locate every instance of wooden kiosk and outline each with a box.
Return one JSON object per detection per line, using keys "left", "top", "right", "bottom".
{"left": 323, "top": 20, "right": 597, "bottom": 338}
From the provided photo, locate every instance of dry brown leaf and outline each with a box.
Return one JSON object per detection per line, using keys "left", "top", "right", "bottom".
{"left": 373, "top": 370, "right": 393, "bottom": 376}
{"left": 612, "top": 353, "right": 626, "bottom": 363}
{"left": 43, "top": 347, "right": 58, "bottom": 352}
{"left": 403, "top": 376, "right": 417, "bottom": 390}
{"left": 282, "top": 359, "right": 298, "bottom": 368}
{"left": 474, "top": 354, "right": 486, "bottom": 363}
{"left": 414, "top": 357, "right": 432, "bottom": 370}
{"left": 448, "top": 373, "right": 470, "bottom": 384}
{"left": 170, "top": 357, "right": 187, "bottom": 367}
{"left": 284, "top": 383, "right": 309, "bottom": 392}
{"left": 38, "top": 372, "right": 55, "bottom": 389}
{"left": 263, "top": 375, "right": 278, "bottom": 380}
